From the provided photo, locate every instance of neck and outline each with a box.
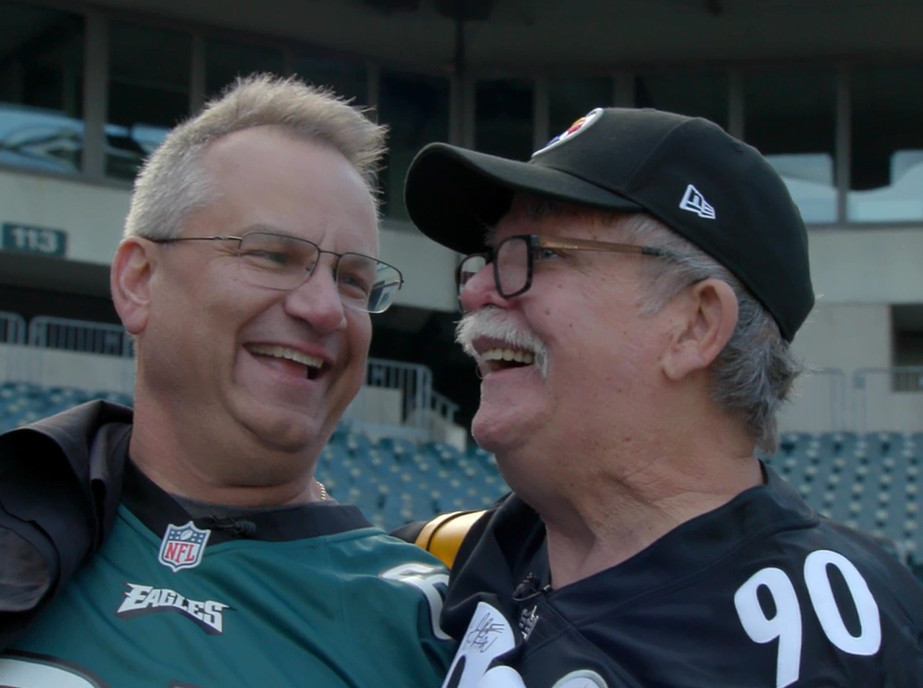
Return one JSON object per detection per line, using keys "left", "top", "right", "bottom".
{"left": 534, "top": 439, "right": 763, "bottom": 589}
{"left": 129, "top": 401, "right": 324, "bottom": 507}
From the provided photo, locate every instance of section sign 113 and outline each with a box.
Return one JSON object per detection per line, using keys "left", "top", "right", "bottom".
{"left": 1, "top": 222, "right": 67, "bottom": 257}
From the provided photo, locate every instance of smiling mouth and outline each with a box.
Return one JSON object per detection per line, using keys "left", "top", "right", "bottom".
{"left": 479, "top": 346, "right": 536, "bottom": 374}
{"left": 246, "top": 344, "right": 326, "bottom": 379}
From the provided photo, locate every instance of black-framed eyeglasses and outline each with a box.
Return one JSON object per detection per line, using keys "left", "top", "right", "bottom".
{"left": 150, "top": 231, "right": 403, "bottom": 313}
{"left": 456, "top": 234, "right": 677, "bottom": 299}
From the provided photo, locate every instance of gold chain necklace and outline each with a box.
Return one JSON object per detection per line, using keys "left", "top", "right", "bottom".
{"left": 314, "top": 478, "right": 329, "bottom": 502}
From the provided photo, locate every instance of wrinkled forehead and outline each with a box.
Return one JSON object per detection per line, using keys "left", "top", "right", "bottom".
{"left": 489, "top": 192, "right": 640, "bottom": 240}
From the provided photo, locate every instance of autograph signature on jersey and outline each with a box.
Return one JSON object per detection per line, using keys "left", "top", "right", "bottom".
{"left": 466, "top": 611, "right": 508, "bottom": 652}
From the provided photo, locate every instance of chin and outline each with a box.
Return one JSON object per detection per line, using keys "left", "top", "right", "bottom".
{"left": 472, "top": 397, "right": 551, "bottom": 457}
{"left": 242, "top": 408, "right": 323, "bottom": 452}
{"left": 471, "top": 412, "right": 513, "bottom": 455}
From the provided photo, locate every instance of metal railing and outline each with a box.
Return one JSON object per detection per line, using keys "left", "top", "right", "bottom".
{"left": 6, "top": 313, "right": 923, "bottom": 436}
{"left": 803, "top": 366, "right": 849, "bottom": 432}
{"left": 366, "top": 356, "right": 433, "bottom": 428}
{"left": 7, "top": 309, "right": 923, "bottom": 440}
{"left": 13, "top": 316, "right": 458, "bottom": 440}
{"left": 853, "top": 366, "right": 923, "bottom": 433}
{"left": 891, "top": 366, "right": 923, "bottom": 393}
{"left": 28, "top": 315, "right": 133, "bottom": 357}
{"left": 0, "top": 311, "right": 26, "bottom": 344}
{"left": 431, "top": 389, "right": 459, "bottom": 425}
{"left": 340, "top": 358, "right": 462, "bottom": 441}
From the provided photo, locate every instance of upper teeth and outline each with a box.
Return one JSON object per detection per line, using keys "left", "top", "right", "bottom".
{"left": 481, "top": 348, "right": 535, "bottom": 365}
{"left": 249, "top": 345, "right": 323, "bottom": 369}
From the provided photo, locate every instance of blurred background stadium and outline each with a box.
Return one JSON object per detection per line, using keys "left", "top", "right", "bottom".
{"left": 0, "top": 0, "right": 921, "bottom": 576}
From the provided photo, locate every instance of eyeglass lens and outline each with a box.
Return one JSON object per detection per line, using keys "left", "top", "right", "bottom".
{"left": 236, "top": 232, "right": 401, "bottom": 313}
{"left": 457, "top": 236, "right": 530, "bottom": 298}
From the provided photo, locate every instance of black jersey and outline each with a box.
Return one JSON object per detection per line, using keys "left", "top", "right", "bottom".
{"left": 440, "top": 465, "right": 923, "bottom": 688}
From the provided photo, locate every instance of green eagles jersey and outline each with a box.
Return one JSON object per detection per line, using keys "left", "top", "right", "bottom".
{"left": 1, "top": 462, "right": 455, "bottom": 688}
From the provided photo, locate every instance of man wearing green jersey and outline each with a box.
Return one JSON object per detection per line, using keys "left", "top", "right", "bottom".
{"left": 0, "top": 74, "right": 454, "bottom": 687}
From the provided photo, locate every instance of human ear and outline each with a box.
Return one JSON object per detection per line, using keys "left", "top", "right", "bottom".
{"left": 661, "top": 279, "right": 738, "bottom": 381}
{"left": 110, "top": 238, "right": 154, "bottom": 335}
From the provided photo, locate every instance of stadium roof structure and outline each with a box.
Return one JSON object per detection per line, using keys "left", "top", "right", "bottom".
{"left": 91, "top": 0, "right": 921, "bottom": 72}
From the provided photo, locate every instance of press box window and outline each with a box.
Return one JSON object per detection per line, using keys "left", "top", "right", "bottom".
{"left": 0, "top": 2, "right": 85, "bottom": 175}
{"left": 107, "top": 21, "right": 192, "bottom": 181}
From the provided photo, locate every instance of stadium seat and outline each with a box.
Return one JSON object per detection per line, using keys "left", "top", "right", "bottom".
{"left": 765, "top": 431, "right": 923, "bottom": 570}
{"left": 3, "top": 383, "right": 919, "bottom": 563}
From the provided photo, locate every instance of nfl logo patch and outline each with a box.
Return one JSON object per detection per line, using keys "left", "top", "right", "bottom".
{"left": 158, "top": 521, "right": 211, "bottom": 572}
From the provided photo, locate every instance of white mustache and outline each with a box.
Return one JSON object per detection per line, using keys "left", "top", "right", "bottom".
{"left": 455, "top": 308, "right": 548, "bottom": 377}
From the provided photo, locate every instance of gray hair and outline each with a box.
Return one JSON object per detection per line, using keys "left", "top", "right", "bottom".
{"left": 516, "top": 196, "right": 802, "bottom": 453}
{"left": 621, "top": 213, "right": 803, "bottom": 454}
{"left": 123, "top": 73, "right": 387, "bottom": 240}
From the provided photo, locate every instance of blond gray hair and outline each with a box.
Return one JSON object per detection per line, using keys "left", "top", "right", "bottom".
{"left": 123, "top": 73, "right": 387, "bottom": 240}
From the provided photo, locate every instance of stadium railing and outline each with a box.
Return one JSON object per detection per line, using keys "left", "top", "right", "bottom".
{"left": 854, "top": 367, "right": 923, "bottom": 433}
{"left": 28, "top": 315, "right": 134, "bottom": 357}
{"left": 797, "top": 366, "right": 849, "bottom": 432}
{"left": 0, "top": 311, "right": 26, "bottom": 344}
{"left": 5, "top": 313, "right": 922, "bottom": 440}
{"left": 344, "top": 358, "right": 463, "bottom": 445}
{"left": 2, "top": 314, "right": 464, "bottom": 444}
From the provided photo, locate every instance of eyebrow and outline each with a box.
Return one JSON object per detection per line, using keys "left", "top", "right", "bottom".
{"left": 237, "top": 223, "right": 293, "bottom": 237}
{"left": 482, "top": 230, "right": 497, "bottom": 248}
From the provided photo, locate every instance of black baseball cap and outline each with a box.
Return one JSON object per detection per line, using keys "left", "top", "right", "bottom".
{"left": 403, "top": 107, "right": 814, "bottom": 342}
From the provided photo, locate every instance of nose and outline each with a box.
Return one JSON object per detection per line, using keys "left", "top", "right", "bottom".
{"left": 283, "top": 263, "right": 348, "bottom": 332}
{"left": 458, "top": 261, "right": 505, "bottom": 313}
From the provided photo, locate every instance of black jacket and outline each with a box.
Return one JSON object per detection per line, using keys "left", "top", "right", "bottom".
{"left": 0, "top": 400, "right": 132, "bottom": 648}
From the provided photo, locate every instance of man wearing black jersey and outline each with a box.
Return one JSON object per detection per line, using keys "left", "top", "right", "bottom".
{"left": 403, "top": 107, "right": 923, "bottom": 687}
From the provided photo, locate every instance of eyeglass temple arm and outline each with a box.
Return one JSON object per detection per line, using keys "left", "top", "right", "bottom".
{"left": 537, "top": 236, "right": 673, "bottom": 258}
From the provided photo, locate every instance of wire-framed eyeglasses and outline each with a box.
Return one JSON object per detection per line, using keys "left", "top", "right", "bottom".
{"left": 456, "top": 234, "right": 677, "bottom": 299}
{"left": 150, "top": 231, "right": 403, "bottom": 313}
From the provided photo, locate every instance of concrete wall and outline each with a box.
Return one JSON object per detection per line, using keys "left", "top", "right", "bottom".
{"left": 777, "top": 228, "right": 923, "bottom": 432}
{"left": 0, "top": 170, "right": 129, "bottom": 264}
{"left": 783, "top": 303, "right": 923, "bottom": 433}
{"left": 0, "top": 343, "right": 135, "bottom": 394}
{"left": 0, "top": 169, "right": 459, "bottom": 311}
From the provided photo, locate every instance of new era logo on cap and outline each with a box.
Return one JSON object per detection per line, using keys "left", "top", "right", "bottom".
{"left": 678, "top": 184, "right": 716, "bottom": 220}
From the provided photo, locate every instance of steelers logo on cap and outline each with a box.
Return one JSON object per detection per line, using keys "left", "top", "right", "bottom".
{"left": 532, "top": 107, "right": 604, "bottom": 158}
